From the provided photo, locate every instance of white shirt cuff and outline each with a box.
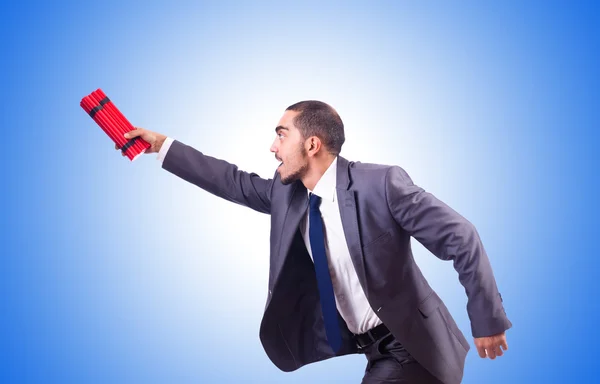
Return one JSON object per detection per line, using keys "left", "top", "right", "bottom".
{"left": 157, "top": 137, "right": 175, "bottom": 164}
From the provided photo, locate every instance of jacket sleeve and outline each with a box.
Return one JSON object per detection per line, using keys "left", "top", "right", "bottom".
{"left": 384, "top": 166, "right": 512, "bottom": 338}
{"left": 161, "top": 139, "right": 274, "bottom": 214}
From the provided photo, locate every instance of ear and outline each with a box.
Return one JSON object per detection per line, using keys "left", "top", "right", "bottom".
{"left": 306, "top": 136, "right": 322, "bottom": 156}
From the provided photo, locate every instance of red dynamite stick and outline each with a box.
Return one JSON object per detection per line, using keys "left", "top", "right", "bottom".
{"left": 85, "top": 96, "right": 122, "bottom": 148}
{"left": 81, "top": 96, "right": 121, "bottom": 145}
{"left": 94, "top": 90, "right": 144, "bottom": 157}
{"left": 95, "top": 89, "right": 150, "bottom": 158}
{"left": 93, "top": 90, "right": 150, "bottom": 160}
{"left": 89, "top": 92, "right": 127, "bottom": 149}
{"left": 91, "top": 90, "right": 135, "bottom": 154}
{"left": 81, "top": 95, "right": 118, "bottom": 142}
{"left": 89, "top": 91, "right": 138, "bottom": 161}
{"left": 84, "top": 95, "right": 120, "bottom": 144}
{"left": 79, "top": 97, "right": 90, "bottom": 113}
{"left": 95, "top": 89, "right": 134, "bottom": 130}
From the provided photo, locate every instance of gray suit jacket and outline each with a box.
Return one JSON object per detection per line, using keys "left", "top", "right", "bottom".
{"left": 162, "top": 140, "right": 512, "bottom": 384}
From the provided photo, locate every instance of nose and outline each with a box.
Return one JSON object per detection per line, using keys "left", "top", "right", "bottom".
{"left": 270, "top": 138, "right": 278, "bottom": 153}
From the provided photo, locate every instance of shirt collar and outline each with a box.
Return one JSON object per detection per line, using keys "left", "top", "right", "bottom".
{"left": 307, "top": 157, "right": 338, "bottom": 203}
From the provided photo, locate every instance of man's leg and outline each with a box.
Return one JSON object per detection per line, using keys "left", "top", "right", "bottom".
{"left": 360, "top": 333, "right": 443, "bottom": 384}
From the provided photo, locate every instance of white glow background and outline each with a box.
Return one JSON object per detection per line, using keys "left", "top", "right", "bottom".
{"left": 1, "top": 1, "right": 598, "bottom": 383}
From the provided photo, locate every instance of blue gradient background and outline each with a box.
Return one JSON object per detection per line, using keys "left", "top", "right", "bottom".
{"left": 1, "top": 1, "right": 598, "bottom": 382}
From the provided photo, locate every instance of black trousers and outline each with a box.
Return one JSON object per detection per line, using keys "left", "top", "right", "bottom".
{"left": 359, "top": 331, "right": 444, "bottom": 384}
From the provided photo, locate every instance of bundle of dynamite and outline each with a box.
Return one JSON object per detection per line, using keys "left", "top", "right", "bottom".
{"left": 80, "top": 89, "right": 150, "bottom": 161}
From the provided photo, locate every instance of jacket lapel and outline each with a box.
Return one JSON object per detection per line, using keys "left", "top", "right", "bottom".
{"left": 336, "top": 157, "right": 369, "bottom": 292}
{"left": 271, "top": 181, "right": 308, "bottom": 289}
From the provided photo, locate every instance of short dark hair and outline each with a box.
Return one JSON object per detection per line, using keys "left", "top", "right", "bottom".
{"left": 286, "top": 100, "right": 345, "bottom": 155}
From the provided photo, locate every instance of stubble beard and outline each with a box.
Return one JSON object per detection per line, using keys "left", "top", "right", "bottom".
{"left": 280, "top": 145, "right": 308, "bottom": 185}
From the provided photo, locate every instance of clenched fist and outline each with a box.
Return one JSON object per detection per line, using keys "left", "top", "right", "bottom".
{"left": 474, "top": 331, "right": 508, "bottom": 360}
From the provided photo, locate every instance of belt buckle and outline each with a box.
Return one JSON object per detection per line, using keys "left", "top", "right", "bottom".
{"left": 356, "top": 329, "right": 377, "bottom": 350}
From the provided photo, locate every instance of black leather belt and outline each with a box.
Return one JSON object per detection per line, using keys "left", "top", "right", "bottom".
{"left": 354, "top": 323, "right": 390, "bottom": 348}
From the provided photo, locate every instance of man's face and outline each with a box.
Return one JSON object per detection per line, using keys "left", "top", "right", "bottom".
{"left": 270, "top": 110, "right": 309, "bottom": 185}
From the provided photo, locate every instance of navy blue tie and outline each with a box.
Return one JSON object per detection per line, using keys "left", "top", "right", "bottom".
{"left": 309, "top": 193, "right": 342, "bottom": 353}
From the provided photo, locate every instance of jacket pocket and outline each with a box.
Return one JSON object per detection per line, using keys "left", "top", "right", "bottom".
{"left": 417, "top": 292, "right": 441, "bottom": 318}
{"left": 362, "top": 231, "right": 392, "bottom": 253}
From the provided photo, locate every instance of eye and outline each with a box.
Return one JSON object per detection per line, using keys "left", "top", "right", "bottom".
{"left": 277, "top": 133, "right": 285, "bottom": 139}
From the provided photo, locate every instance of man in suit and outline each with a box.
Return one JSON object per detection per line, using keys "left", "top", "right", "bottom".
{"left": 121, "top": 100, "right": 511, "bottom": 383}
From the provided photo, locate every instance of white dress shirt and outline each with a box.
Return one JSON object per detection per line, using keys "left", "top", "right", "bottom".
{"left": 157, "top": 137, "right": 175, "bottom": 163}
{"left": 158, "top": 139, "right": 381, "bottom": 334}
{"left": 299, "top": 157, "right": 381, "bottom": 334}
